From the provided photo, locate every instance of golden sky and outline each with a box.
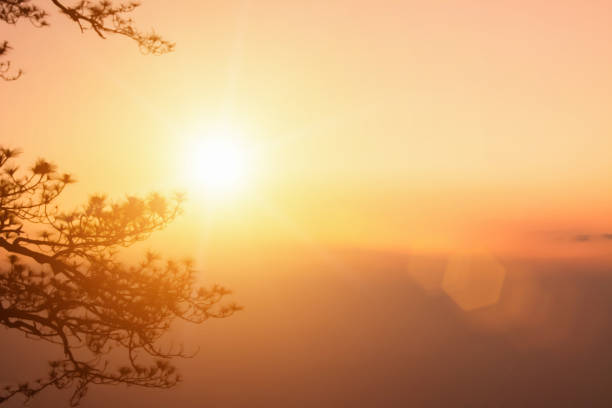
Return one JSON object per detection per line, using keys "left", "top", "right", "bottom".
{"left": 2, "top": 0, "right": 612, "bottom": 258}
{"left": 5, "top": 4, "right": 612, "bottom": 406}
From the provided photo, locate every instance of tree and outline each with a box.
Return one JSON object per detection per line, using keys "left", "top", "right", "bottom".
{"left": 1, "top": 0, "right": 173, "bottom": 80}
{"left": 0, "top": 147, "right": 241, "bottom": 406}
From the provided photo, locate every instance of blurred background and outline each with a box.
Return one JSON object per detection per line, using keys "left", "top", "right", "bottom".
{"left": 2, "top": 0, "right": 612, "bottom": 406}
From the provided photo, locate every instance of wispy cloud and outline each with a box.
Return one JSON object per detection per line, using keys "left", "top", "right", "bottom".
{"left": 573, "top": 234, "right": 591, "bottom": 242}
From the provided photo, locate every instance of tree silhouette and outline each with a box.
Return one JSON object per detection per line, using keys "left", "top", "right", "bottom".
{"left": 0, "top": 148, "right": 241, "bottom": 405}
{"left": 1, "top": 0, "right": 173, "bottom": 80}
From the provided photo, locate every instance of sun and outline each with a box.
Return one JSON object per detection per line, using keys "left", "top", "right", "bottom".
{"left": 181, "top": 123, "right": 251, "bottom": 196}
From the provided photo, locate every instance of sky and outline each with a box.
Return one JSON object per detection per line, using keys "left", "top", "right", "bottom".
{"left": 3, "top": 0, "right": 612, "bottom": 259}
{"left": 3, "top": 1, "right": 612, "bottom": 406}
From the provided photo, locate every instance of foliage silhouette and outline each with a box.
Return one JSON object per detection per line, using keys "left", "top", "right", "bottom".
{"left": 0, "top": 148, "right": 241, "bottom": 405}
{"left": 1, "top": 0, "right": 173, "bottom": 80}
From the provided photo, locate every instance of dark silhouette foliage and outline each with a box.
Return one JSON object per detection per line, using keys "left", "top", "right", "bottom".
{"left": 1, "top": 0, "right": 173, "bottom": 80}
{"left": 0, "top": 148, "right": 241, "bottom": 405}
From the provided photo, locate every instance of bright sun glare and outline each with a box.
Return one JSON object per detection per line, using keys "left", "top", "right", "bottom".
{"left": 182, "top": 123, "right": 251, "bottom": 196}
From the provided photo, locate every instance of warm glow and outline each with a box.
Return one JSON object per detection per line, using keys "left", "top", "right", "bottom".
{"left": 181, "top": 124, "right": 251, "bottom": 196}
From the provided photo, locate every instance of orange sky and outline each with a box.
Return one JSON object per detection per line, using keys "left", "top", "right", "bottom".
{"left": 2, "top": 0, "right": 612, "bottom": 258}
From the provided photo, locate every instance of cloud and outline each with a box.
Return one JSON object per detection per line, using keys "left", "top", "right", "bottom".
{"left": 573, "top": 234, "right": 591, "bottom": 242}
{"left": 543, "top": 232, "right": 612, "bottom": 243}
